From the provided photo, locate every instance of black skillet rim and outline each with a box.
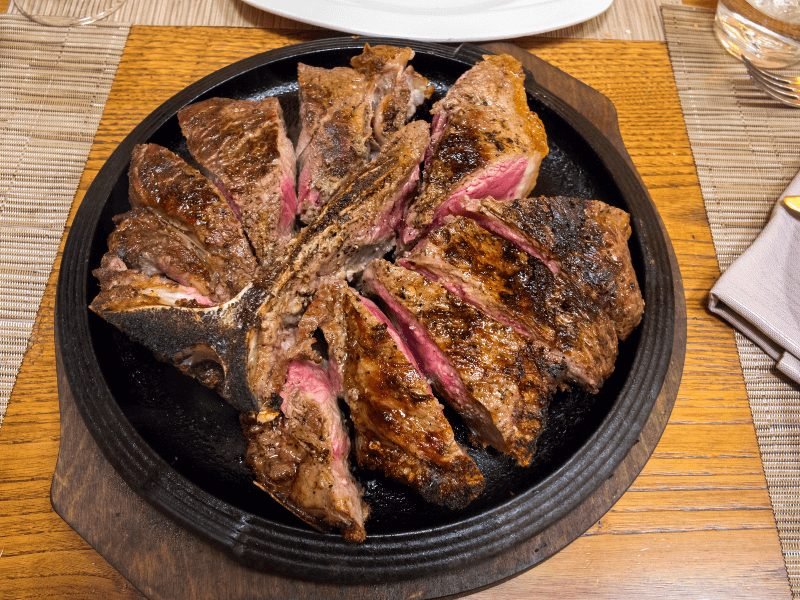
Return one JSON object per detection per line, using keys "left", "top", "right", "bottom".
{"left": 56, "top": 37, "right": 675, "bottom": 585}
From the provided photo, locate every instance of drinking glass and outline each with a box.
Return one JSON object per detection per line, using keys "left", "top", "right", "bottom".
{"left": 13, "top": 0, "right": 127, "bottom": 26}
{"left": 715, "top": 0, "right": 800, "bottom": 69}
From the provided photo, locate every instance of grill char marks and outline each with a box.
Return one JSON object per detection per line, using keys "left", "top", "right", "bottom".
{"left": 178, "top": 97, "right": 297, "bottom": 268}
{"left": 296, "top": 45, "right": 430, "bottom": 222}
{"left": 250, "top": 121, "right": 430, "bottom": 402}
{"left": 242, "top": 360, "right": 369, "bottom": 543}
{"left": 454, "top": 196, "right": 644, "bottom": 340}
{"left": 128, "top": 143, "right": 257, "bottom": 295}
{"left": 401, "top": 54, "right": 548, "bottom": 245}
{"left": 402, "top": 216, "right": 618, "bottom": 392}
{"left": 363, "top": 259, "right": 561, "bottom": 466}
{"left": 300, "top": 281, "right": 485, "bottom": 510}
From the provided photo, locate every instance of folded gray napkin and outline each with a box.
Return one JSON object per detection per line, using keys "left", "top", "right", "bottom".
{"left": 709, "top": 171, "right": 800, "bottom": 384}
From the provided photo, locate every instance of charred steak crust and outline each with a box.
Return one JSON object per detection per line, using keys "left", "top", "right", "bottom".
{"left": 128, "top": 143, "right": 257, "bottom": 295}
{"left": 402, "top": 216, "right": 619, "bottom": 393}
{"left": 302, "top": 281, "right": 485, "bottom": 510}
{"left": 455, "top": 196, "right": 644, "bottom": 340}
{"left": 178, "top": 97, "right": 297, "bottom": 268}
{"left": 363, "top": 259, "right": 562, "bottom": 467}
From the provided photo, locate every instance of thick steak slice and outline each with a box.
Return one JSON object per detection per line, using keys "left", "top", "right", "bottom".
{"left": 363, "top": 259, "right": 563, "bottom": 466}
{"left": 299, "top": 281, "right": 485, "bottom": 509}
{"left": 296, "top": 45, "right": 430, "bottom": 222}
{"left": 454, "top": 196, "right": 644, "bottom": 340}
{"left": 350, "top": 44, "right": 433, "bottom": 145}
{"left": 250, "top": 121, "right": 430, "bottom": 400}
{"left": 242, "top": 360, "right": 369, "bottom": 542}
{"left": 178, "top": 97, "right": 297, "bottom": 267}
{"left": 401, "top": 54, "right": 548, "bottom": 246}
{"left": 401, "top": 216, "right": 618, "bottom": 392}
{"left": 128, "top": 143, "right": 256, "bottom": 294}
{"left": 106, "top": 208, "right": 236, "bottom": 303}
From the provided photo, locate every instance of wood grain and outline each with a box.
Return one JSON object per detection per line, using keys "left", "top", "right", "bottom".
{"left": 0, "top": 24, "right": 790, "bottom": 599}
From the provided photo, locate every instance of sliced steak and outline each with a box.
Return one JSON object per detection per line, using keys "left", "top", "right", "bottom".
{"left": 106, "top": 208, "right": 236, "bottom": 303}
{"left": 242, "top": 360, "right": 368, "bottom": 542}
{"left": 296, "top": 45, "right": 430, "bottom": 222}
{"left": 128, "top": 143, "right": 257, "bottom": 294}
{"left": 178, "top": 97, "right": 297, "bottom": 267}
{"left": 453, "top": 196, "right": 644, "bottom": 340}
{"left": 401, "top": 54, "right": 548, "bottom": 246}
{"left": 299, "top": 280, "right": 485, "bottom": 509}
{"left": 251, "top": 121, "right": 430, "bottom": 400}
{"left": 363, "top": 259, "right": 562, "bottom": 466}
{"left": 401, "top": 216, "right": 618, "bottom": 392}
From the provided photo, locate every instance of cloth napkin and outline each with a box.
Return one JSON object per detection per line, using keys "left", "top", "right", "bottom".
{"left": 709, "top": 170, "right": 800, "bottom": 385}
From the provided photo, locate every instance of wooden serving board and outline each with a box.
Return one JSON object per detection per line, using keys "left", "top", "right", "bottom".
{"left": 50, "top": 40, "right": 686, "bottom": 599}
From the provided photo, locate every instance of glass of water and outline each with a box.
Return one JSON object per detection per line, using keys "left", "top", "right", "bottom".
{"left": 12, "top": 0, "right": 127, "bottom": 26}
{"left": 715, "top": 0, "right": 800, "bottom": 69}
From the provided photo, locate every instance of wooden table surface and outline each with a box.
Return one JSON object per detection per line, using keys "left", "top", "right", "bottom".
{"left": 0, "top": 16, "right": 793, "bottom": 600}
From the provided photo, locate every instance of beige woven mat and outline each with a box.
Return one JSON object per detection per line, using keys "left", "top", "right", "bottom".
{"left": 7, "top": 0, "right": 679, "bottom": 40}
{"left": 0, "top": 15, "right": 129, "bottom": 426}
{"left": 663, "top": 5, "right": 800, "bottom": 596}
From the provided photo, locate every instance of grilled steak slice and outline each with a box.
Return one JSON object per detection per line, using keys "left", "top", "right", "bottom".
{"left": 296, "top": 45, "right": 430, "bottom": 221}
{"left": 251, "top": 121, "right": 430, "bottom": 400}
{"left": 350, "top": 44, "right": 433, "bottom": 145}
{"left": 242, "top": 360, "right": 368, "bottom": 542}
{"left": 178, "top": 97, "right": 297, "bottom": 267}
{"left": 454, "top": 196, "right": 644, "bottom": 340}
{"left": 128, "top": 143, "right": 257, "bottom": 293}
{"left": 363, "top": 259, "right": 563, "bottom": 466}
{"left": 106, "top": 208, "right": 238, "bottom": 303}
{"left": 298, "top": 281, "right": 484, "bottom": 509}
{"left": 401, "top": 54, "right": 548, "bottom": 245}
{"left": 401, "top": 216, "right": 618, "bottom": 392}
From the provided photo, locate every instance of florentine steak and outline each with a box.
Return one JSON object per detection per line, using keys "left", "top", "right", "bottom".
{"left": 178, "top": 97, "right": 297, "bottom": 268}
{"left": 453, "top": 196, "right": 645, "bottom": 340}
{"left": 363, "top": 259, "right": 564, "bottom": 467}
{"left": 127, "top": 143, "right": 257, "bottom": 294}
{"left": 296, "top": 45, "right": 430, "bottom": 222}
{"left": 401, "top": 54, "right": 548, "bottom": 246}
{"left": 241, "top": 359, "right": 369, "bottom": 542}
{"left": 401, "top": 216, "right": 618, "bottom": 393}
{"left": 250, "top": 120, "right": 430, "bottom": 401}
{"left": 297, "top": 280, "right": 485, "bottom": 509}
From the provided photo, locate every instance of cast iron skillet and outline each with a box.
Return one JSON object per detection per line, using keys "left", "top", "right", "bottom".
{"left": 57, "top": 38, "right": 675, "bottom": 586}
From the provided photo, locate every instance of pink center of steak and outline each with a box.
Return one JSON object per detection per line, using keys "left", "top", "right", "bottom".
{"left": 365, "top": 276, "right": 470, "bottom": 412}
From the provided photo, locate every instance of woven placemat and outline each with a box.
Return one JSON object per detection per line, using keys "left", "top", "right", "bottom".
{"left": 0, "top": 15, "right": 129, "bottom": 426}
{"left": 7, "top": 0, "right": 679, "bottom": 40}
{"left": 663, "top": 5, "right": 800, "bottom": 596}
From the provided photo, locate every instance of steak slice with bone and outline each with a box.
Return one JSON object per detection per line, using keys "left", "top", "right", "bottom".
{"left": 296, "top": 45, "right": 431, "bottom": 222}
{"left": 178, "top": 97, "right": 297, "bottom": 268}
{"left": 452, "top": 196, "right": 645, "bottom": 340}
{"left": 401, "top": 54, "right": 548, "bottom": 246}
{"left": 128, "top": 143, "right": 257, "bottom": 294}
{"left": 241, "top": 359, "right": 369, "bottom": 542}
{"left": 362, "top": 259, "right": 564, "bottom": 466}
{"left": 401, "top": 216, "right": 618, "bottom": 393}
{"left": 91, "top": 121, "right": 429, "bottom": 412}
{"left": 297, "top": 280, "right": 485, "bottom": 509}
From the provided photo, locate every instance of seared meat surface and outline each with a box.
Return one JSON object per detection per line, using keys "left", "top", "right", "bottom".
{"left": 402, "top": 216, "right": 618, "bottom": 392}
{"left": 242, "top": 360, "right": 368, "bottom": 542}
{"left": 251, "top": 120, "right": 430, "bottom": 400}
{"left": 296, "top": 45, "right": 430, "bottom": 221}
{"left": 454, "top": 196, "right": 644, "bottom": 340}
{"left": 363, "top": 259, "right": 563, "bottom": 466}
{"left": 128, "top": 143, "right": 257, "bottom": 294}
{"left": 298, "top": 281, "right": 485, "bottom": 509}
{"left": 401, "top": 54, "right": 548, "bottom": 245}
{"left": 178, "top": 97, "right": 297, "bottom": 267}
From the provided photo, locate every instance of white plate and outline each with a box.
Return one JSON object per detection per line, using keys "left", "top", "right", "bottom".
{"left": 241, "top": 0, "right": 614, "bottom": 42}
